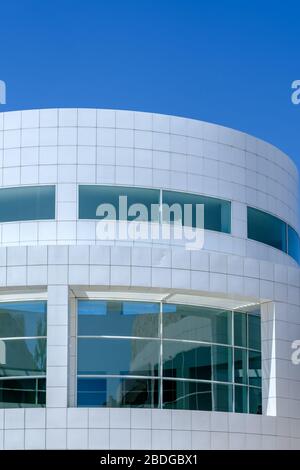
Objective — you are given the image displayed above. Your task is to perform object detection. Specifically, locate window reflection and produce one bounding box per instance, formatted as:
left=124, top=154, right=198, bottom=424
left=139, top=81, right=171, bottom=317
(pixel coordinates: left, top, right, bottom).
left=247, top=207, right=287, bottom=251
left=288, top=225, right=300, bottom=263
left=0, top=301, right=47, bottom=408
left=77, top=300, right=261, bottom=414
left=0, top=186, right=55, bottom=222
left=163, top=379, right=212, bottom=411
left=78, top=300, right=160, bottom=337
left=78, top=338, right=159, bottom=376
left=78, top=185, right=231, bottom=234
left=162, top=190, right=231, bottom=233
left=78, top=377, right=159, bottom=408
left=0, top=378, right=46, bottom=408
left=235, top=385, right=248, bottom=413
left=163, top=304, right=231, bottom=344
left=79, top=185, right=160, bottom=222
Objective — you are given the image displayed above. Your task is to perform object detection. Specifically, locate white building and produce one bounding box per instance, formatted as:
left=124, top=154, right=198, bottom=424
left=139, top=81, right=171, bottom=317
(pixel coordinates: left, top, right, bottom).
left=0, top=108, right=299, bottom=449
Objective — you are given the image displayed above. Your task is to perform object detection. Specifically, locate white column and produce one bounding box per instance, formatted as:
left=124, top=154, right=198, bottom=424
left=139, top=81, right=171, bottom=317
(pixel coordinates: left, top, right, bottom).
left=68, top=294, right=77, bottom=407
left=261, top=301, right=277, bottom=416
left=46, top=285, right=69, bottom=407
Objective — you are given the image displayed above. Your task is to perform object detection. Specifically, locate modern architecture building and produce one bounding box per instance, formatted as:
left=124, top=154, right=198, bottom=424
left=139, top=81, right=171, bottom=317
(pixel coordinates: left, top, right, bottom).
left=0, top=108, right=299, bottom=449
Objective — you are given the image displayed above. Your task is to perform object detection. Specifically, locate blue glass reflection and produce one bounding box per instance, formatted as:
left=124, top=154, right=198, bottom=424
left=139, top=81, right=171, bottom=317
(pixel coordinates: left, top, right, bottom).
left=0, top=301, right=47, bottom=338
left=78, top=300, right=160, bottom=337
left=0, top=186, right=55, bottom=222
left=288, top=225, right=300, bottom=264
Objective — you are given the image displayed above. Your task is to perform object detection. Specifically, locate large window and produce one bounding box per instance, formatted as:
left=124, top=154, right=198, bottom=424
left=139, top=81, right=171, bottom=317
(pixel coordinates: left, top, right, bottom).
left=247, top=206, right=300, bottom=264
left=0, top=186, right=55, bottom=222
left=247, top=207, right=287, bottom=251
left=162, top=191, right=231, bottom=233
left=79, top=185, right=160, bottom=222
left=0, top=301, right=47, bottom=408
left=78, top=185, right=231, bottom=234
left=77, top=300, right=261, bottom=413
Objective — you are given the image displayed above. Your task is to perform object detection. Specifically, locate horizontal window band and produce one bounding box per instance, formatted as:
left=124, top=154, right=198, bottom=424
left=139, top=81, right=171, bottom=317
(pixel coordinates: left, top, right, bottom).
left=76, top=335, right=261, bottom=352
left=76, top=374, right=262, bottom=389
left=247, top=206, right=300, bottom=264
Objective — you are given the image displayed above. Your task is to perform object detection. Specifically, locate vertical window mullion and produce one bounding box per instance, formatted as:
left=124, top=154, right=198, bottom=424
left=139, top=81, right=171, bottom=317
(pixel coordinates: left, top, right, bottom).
left=159, top=301, right=163, bottom=409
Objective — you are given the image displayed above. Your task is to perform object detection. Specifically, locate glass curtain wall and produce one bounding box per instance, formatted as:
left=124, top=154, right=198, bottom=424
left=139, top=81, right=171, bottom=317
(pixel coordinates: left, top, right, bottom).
left=77, top=300, right=261, bottom=414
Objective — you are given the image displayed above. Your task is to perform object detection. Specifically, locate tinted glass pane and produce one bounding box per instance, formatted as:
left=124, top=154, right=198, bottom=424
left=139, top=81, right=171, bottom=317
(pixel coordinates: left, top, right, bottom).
left=212, top=346, right=232, bottom=382
left=79, top=185, right=160, bottom=221
left=163, top=341, right=212, bottom=380
left=163, top=304, right=231, bottom=344
left=77, top=338, right=159, bottom=376
left=234, top=348, right=247, bottom=384
left=163, top=380, right=212, bottom=411
left=249, top=387, right=262, bottom=414
left=0, top=186, right=55, bottom=222
left=248, top=350, right=261, bottom=387
left=234, top=312, right=247, bottom=347
left=248, top=314, right=261, bottom=350
left=77, top=377, right=158, bottom=408
left=0, top=301, right=47, bottom=338
left=78, top=300, right=159, bottom=337
left=247, top=207, right=287, bottom=251
left=0, top=338, right=46, bottom=377
left=0, top=378, right=46, bottom=408
left=288, top=225, right=300, bottom=264
left=235, top=385, right=248, bottom=413
left=213, top=383, right=233, bottom=412
left=162, top=190, right=231, bottom=233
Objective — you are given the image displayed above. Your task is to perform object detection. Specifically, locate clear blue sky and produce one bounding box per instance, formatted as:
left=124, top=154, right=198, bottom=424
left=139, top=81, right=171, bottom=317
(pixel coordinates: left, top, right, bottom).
left=1, top=0, right=299, bottom=166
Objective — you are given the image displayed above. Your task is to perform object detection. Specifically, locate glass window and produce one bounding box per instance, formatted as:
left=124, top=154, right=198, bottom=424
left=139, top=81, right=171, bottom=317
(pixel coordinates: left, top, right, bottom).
left=249, top=387, right=262, bottom=414
left=163, top=304, right=232, bottom=344
left=0, top=301, right=47, bottom=338
left=163, top=379, right=212, bottom=411
left=248, top=350, right=261, bottom=387
left=235, top=385, right=248, bottom=413
left=248, top=313, right=261, bottom=351
left=0, top=186, right=55, bottom=222
left=77, top=377, right=159, bottom=408
left=78, top=185, right=231, bottom=234
left=0, top=300, right=47, bottom=408
left=0, top=338, right=46, bottom=377
left=78, top=300, right=160, bottom=338
left=212, top=346, right=232, bottom=383
left=77, top=338, right=159, bottom=377
left=288, top=225, right=300, bottom=264
left=79, top=185, right=160, bottom=221
left=247, top=206, right=287, bottom=252
left=234, top=312, right=247, bottom=347
left=76, top=300, right=261, bottom=414
left=163, top=341, right=212, bottom=380
left=213, top=383, right=233, bottom=412
left=162, top=190, right=231, bottom=233
left=0, top=378, right=46, bottom=408
left=234, top=348, right=247, bottom=384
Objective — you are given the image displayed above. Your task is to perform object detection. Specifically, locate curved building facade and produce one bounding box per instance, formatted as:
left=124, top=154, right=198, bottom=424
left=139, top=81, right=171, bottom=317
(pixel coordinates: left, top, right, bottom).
left=0, top=108, right=299, bottom=449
